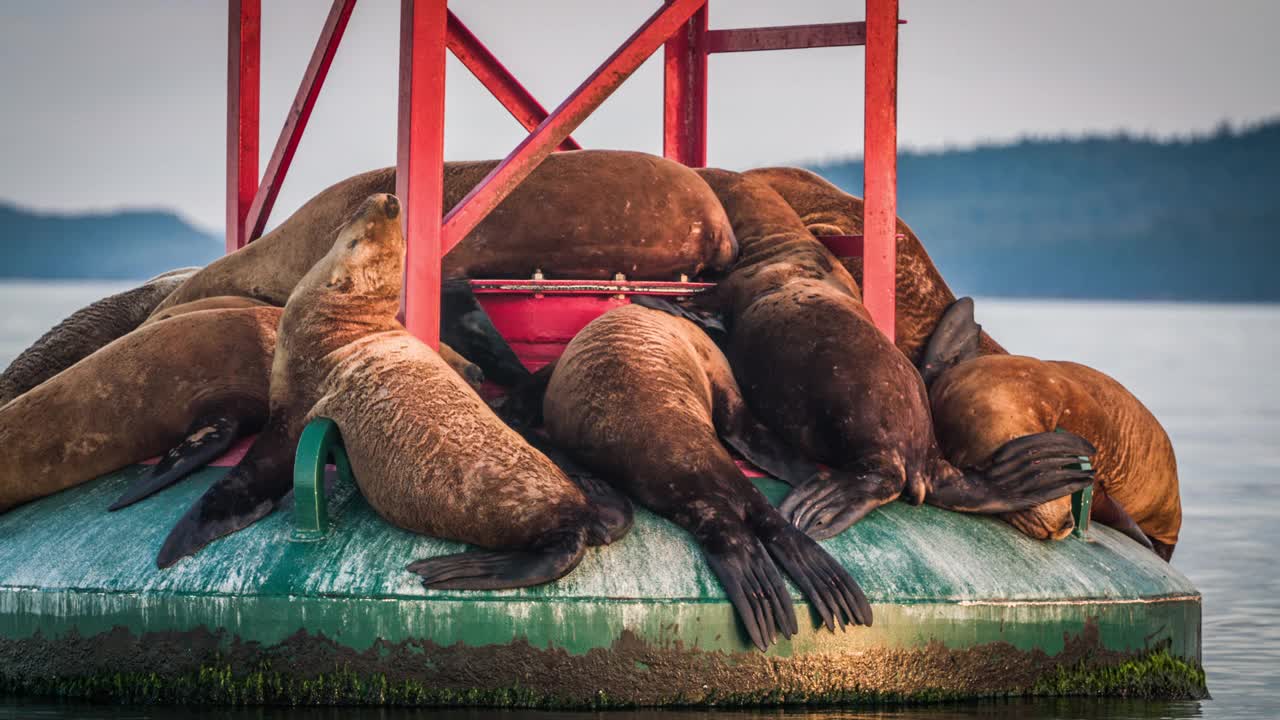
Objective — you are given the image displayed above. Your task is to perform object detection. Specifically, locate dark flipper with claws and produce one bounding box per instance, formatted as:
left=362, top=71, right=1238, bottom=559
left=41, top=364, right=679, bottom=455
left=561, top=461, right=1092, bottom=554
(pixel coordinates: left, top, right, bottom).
left=919, top=296, right=982, bottom=388
left=408, top=529, right=586, bottom=590
left=631, top=295, right=728, bottom=348
left=1091, top=487, right=1156, bottom=552
left=780, top=467, right=904, bottom=541
left=518, top=427, right=633, bottom=545
left=155, top=427, right=293, bottom=569
left=926, top=431, right=1097, bottom=514
left=702, top=532, right=797, bottom=652
left=441, top=278, right=530, bottom=388
left=755, top=515, right=872, bottom=631
left=109, top=414, right=248, bottom=511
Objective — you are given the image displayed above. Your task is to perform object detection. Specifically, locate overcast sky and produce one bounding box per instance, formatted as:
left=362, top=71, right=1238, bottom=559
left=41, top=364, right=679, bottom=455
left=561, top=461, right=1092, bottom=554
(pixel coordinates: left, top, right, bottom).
left=1, top=1, right=1277, bottom=233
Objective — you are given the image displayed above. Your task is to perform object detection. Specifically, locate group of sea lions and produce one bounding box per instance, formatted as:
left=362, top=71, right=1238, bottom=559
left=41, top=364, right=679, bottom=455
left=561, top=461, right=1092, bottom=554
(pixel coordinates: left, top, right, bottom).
left=0, top=149, right=1182, bottom=651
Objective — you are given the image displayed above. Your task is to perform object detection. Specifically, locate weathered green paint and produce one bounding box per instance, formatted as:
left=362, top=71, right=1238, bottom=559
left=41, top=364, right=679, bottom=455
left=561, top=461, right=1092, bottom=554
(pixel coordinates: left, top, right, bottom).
left=1072, top=483, right=1094, bottom=539
left=0, top=462, right=1203, bottom=705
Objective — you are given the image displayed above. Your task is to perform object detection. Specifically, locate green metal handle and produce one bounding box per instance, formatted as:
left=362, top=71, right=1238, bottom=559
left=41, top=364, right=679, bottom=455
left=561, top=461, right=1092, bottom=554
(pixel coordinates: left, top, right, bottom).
left=292, top=417, right=354, bottom=542
left=1054, top=428, right=1095, bottom=540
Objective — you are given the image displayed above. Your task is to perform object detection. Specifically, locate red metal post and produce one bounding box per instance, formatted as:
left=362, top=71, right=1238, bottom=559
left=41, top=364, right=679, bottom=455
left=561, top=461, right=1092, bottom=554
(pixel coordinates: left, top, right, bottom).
left=243, top=0, right=356, bottom=243
left=226, top=0, right=260, bottom=253
left=663, top=0, right=708, bottom=167
left=397, top=0, right=448, bottom=348
left=706, top=21, right=867, bottom=53
left=863, top=0, right=899, bottom=340
left=440, top=0, right=706, bottom=255
left=445, top=11, right=579, bottom=151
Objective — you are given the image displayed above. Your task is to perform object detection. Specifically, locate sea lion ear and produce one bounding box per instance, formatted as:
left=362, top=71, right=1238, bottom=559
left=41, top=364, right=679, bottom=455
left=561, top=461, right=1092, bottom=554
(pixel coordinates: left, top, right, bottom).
left=325, top=269, right=354, bottom=293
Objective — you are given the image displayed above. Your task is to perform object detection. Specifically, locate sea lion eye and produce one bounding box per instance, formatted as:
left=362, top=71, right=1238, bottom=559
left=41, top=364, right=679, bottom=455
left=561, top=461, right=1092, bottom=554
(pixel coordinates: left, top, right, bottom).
left=348, top=238, right=360, bottom=250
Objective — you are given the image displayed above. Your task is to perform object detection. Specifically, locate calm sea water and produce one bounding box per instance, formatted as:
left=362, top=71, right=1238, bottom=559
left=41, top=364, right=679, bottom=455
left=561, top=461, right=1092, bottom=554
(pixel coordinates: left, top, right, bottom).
left=1, top=282, right=1277, bottom=720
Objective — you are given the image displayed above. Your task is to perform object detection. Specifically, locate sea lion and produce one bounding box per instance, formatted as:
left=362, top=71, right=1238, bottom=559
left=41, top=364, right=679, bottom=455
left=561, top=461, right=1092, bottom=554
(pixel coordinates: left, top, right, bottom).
left=0, top=305, right=279, bottom=514
left=921, top=298, right=1180, bottom=559
left=542, top=302, right=869, bottom=651
left=151, top=150, right=737, bottom=315
left=157, top=193, right=632, bottom=583
left=139, top=294, right=272, bottom=327
left=686, top=169, right=1093, bottom=540
left=742, top=166, right=1006, bottom=366
left=0, top=267, right=199, bottom=406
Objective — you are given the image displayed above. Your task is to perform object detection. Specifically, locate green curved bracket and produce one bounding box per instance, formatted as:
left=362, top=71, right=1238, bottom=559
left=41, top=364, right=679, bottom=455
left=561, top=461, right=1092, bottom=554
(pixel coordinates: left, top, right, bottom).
left=292, top=417, right=355, bottom=542
left=1053, top=428, right=1095, bottom=540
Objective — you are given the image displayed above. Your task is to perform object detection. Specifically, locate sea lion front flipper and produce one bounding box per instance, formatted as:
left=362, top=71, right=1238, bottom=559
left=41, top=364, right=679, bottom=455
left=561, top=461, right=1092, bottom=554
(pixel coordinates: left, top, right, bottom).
left=1091, top=487, right=1156, bottom=552
left=630, top=295, right=728, bottom=345
left=779, top=466, right=905, bottom=541
left=919, top=297, right=982, bottom=387
left=154, top=429, right=293, bottom=569
left=708, top=369, right=822, bottom=486
left=108, top=414, right=246, bottom=511
left=408, top=530, right=586, bottom=591
left=441, top=278, right=530, bottom=387
left=700, top=531, right=796, bottom=652
left=516, top=427, right=634, bottom=545
left=926, top=431, right=1097, bottom=514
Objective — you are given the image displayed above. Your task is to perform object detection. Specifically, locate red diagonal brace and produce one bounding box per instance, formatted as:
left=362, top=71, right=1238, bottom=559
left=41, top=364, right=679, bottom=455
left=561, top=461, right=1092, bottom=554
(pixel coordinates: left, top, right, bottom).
left=446, top=11, right=579, bottom=152
left=243, top=0, right=356, bottom=243
left=439, top=0, right=707, bottom=255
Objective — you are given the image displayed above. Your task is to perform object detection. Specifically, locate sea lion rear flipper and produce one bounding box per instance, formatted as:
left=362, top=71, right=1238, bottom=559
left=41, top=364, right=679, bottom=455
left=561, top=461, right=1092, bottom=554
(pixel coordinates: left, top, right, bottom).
left=1091, top=487, right=1156, bottom=552
left=108, top=414, right=246, bottom=511
left=701, top=532, right=797, bottom=651
left=154, top=432, right=293, bottom=569
left=755, top=517, right=872, bottom=630
left=441, top=278, right=530, bottom=387
left=779, top=467, right=905, bottom=541
left=926, top=431, right=1097, bottom=513
left=709, top=373, right=821, bottom=487
left=919, top=297, right=983, bottom=387
left=408, top=530, right=586, bottom=591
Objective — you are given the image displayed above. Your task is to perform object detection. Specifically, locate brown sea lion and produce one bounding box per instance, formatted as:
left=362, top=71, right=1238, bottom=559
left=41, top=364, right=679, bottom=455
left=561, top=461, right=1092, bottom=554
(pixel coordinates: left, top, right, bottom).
left=151, top=150, right=737, bottom=315
left=543, top=302, right=869, bottom=650
left=0, top=305, right=279, bottom=514
left=921, top=298, right=1180, bottom=559
left=0, top=267, right=199, bottom=406
left=742, top=166, right=1006, bottom=366
left=157, top=194, right=631, bottom=582
left=683, top=169, right=1093, bottom=540
left=139, top=294, right=272, bottom=327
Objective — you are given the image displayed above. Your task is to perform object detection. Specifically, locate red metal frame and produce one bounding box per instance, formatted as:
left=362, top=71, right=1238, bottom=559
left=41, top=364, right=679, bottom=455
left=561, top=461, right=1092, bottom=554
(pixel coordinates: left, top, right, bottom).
left=227, top=1, right=902, bottom=343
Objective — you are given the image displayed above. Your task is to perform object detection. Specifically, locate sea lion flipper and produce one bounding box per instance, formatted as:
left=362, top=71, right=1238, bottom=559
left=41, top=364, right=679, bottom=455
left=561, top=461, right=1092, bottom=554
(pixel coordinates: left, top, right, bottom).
left=1091, top=487, right=1157, bottom=552
left=702, top=534, right=796, bottom=651
left=758, top=519, right=873, bottom=630
left=779, top=468, right=904, bottom=541
left=441, top=278, right=530, bottom=387
left=108, top=414, right=245, bottom=511
left=927, top=431, right=1097, bottom=513
left=515, top=427, right=634, bottom=545
left=919, top=297, right=983, bottom=387
left=408, top=530, right=586, bottom=590
left=630, top=295, right=727, bottom=344
left=709, top=374, right=821, bottom=487
left=154, top=434, right=293, bottom=569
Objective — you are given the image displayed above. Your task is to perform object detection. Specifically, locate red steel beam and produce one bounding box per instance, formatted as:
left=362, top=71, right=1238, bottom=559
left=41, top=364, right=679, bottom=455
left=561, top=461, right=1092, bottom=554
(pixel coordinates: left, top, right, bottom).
left=707, top=21, right=866, bottom=53
left=243, top=0, right=356, bottom=243
left=440, top=0, right=707, bottom=256
left=397, top=0, right=448, bottom=348
left=863, top=0, right=899, bottom=339
left=445, top=11, right=580, bottom=152
left=226, top=0, right=260, bottom=253
left=663, top=0, right=708, bottom=167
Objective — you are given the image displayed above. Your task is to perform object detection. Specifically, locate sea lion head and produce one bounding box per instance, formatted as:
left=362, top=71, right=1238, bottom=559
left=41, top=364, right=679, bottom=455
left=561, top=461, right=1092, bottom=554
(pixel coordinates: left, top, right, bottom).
left=1001, top=496, right=1074, bottom=541
left=315, top=193, right=404, bottom=304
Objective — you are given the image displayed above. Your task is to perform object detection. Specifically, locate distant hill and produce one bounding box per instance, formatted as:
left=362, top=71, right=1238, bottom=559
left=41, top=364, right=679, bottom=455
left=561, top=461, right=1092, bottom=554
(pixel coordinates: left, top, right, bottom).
left=1, top=122, right=1277, bottom=299
left=807, top=120, right=1280, bottom=301
left=0, top=204, right=220, bottom=280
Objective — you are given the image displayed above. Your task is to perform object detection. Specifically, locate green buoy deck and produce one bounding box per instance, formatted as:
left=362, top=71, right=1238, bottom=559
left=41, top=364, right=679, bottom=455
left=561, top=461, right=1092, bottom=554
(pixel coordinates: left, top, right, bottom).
left=0, top=460, right=1204, bottom=707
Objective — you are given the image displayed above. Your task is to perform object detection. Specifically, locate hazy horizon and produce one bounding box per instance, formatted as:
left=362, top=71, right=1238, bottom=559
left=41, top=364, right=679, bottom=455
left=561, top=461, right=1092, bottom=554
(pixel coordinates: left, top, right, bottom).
left=3, top=1, right=1278, bottom=233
